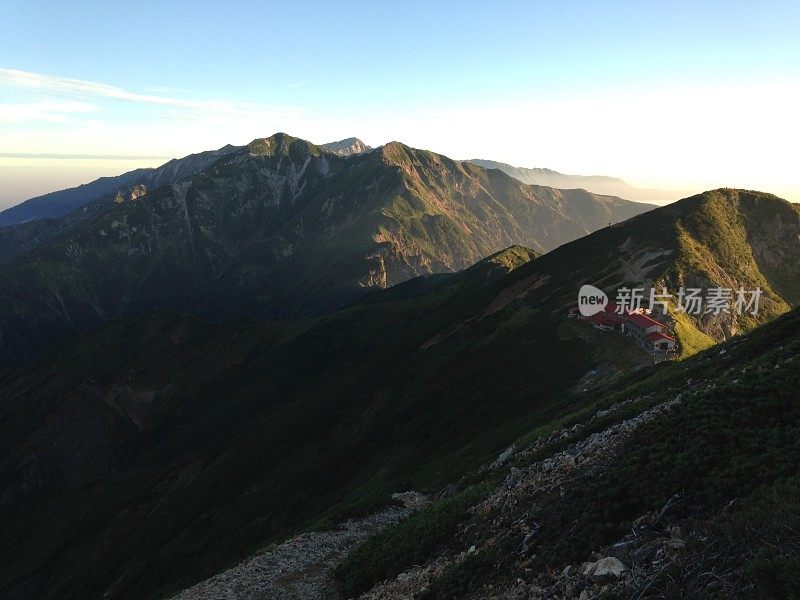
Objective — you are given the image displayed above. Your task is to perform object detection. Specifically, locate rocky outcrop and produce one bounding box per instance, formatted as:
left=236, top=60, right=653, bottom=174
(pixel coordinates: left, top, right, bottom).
left=113, top=184, right=148, bottom=204
left=129, top=184, right=148, bottom=200
left=582, top=556, right=628, bottom=578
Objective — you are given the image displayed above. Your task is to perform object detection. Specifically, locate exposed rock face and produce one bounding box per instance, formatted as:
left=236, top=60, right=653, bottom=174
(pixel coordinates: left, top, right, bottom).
left=112, top=184, right=148, bottom=205
left=129, top=184, right=148, bottom=200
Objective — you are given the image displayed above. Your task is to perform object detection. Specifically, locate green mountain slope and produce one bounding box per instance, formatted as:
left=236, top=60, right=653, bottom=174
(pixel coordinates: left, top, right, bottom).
left=0, top=133, right=652, bottom=365
left=0, top=188, right=796, bottom=599
left=475, top=188, right=800, bottom=354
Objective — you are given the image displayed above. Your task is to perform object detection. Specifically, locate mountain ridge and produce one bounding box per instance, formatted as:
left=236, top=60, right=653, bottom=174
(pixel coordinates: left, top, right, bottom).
left=1, top=139, right=680, bottom=228
left=0, top=136, right=376, bottom=226
left=0, top=133, right=653, bottom=365
left=331, top=306, right=800, bottom=599
left=0, top=144, right=241, bottom=226
left=479, top=187, right=800, bottom=349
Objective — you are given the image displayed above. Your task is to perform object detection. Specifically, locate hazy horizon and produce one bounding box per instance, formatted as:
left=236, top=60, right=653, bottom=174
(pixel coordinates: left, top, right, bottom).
left=0, top=138, right=702, bottom=210
left=2, top=1, right=799, bottom=208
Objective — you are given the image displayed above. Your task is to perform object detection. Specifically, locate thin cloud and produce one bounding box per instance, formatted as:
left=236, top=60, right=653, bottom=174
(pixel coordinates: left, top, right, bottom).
left=0, top=100, right=99, bottom=123
left=0, top=68, right=302, bottom=121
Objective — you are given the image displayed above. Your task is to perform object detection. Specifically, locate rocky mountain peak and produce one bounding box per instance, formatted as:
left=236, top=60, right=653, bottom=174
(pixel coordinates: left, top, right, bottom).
left=320, top=137, right=372, bottom=156
left=378, top=141, right=414, bottom=165
left=247, top=132, right=321, bottom=158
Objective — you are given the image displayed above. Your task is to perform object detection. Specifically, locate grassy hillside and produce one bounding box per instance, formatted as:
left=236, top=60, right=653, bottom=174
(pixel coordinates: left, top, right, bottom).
left=467, top=188, right=800, bottom=356
left=662, top=189, right=798, bottom=333
left=334, top=307, right=800, bottom=598
left=0, top=246, right=600, bottom=599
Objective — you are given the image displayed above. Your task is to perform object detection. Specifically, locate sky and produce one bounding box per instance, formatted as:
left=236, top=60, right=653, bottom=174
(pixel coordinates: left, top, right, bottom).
left=1, top=1, right=799, bottom=208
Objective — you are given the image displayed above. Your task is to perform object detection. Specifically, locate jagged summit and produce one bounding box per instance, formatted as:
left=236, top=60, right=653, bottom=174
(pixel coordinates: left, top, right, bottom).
left=3, top=134, right=666, bottom=227
left=321, top=137, right=372, bottom=156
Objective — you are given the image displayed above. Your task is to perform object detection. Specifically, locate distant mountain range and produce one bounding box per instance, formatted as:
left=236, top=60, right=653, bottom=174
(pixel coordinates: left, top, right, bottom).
left=469, top=159, right=690, bottom=204
left=0, top=133, right=652, bottom=365
left=0, top=138, right=685, bottom=228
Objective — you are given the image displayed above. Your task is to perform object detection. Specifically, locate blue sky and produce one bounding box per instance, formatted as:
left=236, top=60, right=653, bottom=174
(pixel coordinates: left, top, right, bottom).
left=1, top=1, right=799, bottom=206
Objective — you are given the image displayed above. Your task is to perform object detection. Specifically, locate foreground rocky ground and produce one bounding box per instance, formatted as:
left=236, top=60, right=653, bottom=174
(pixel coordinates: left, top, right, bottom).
left=359, top=395, right=687, bottom=599
left=171, top=493, right=429, bottom=600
